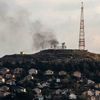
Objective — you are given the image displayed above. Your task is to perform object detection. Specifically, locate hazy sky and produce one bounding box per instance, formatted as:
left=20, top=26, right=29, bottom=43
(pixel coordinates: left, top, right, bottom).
left=0, top=0, right=100, bottom=56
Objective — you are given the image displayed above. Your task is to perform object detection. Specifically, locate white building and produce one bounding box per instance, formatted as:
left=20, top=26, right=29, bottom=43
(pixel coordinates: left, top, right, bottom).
left=28, top=68, right=38, bottom=75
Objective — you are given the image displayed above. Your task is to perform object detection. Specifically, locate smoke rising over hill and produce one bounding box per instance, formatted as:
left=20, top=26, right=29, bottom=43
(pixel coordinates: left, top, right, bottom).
left=0, top=0, right=59, bottom=55
left=32, top=21, right=59, bottom=50
left=0, top=0, right=100, bottom=56
left=33, top=32, right=59, bottom=50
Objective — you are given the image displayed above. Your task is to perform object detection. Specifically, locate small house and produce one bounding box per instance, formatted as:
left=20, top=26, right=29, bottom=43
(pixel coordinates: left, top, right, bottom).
left=24, top=75, right=34, bottom=81
left=28, top=68, right=38, bottom=75
left=69, top=93, right=77, bottom=99
left=0, top=68, right=10, bottom=75
left=73, top=71, right=81, bottom=78
left=6, top=79, right=16, bottom=85
left=33, top=88, right=41, bottom=95
left=59, top=71, right=67, bottom=76
left=13, top=68, right=24, bottom=76
left=0, top=76, right=5, bottom=84
left=44, top=70, right=54, bottom=75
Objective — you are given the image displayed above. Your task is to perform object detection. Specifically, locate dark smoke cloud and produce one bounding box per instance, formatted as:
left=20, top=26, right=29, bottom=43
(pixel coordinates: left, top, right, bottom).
left=32, top=21, right=59, bottom=50
left=0, top=0, right=59, bottom=56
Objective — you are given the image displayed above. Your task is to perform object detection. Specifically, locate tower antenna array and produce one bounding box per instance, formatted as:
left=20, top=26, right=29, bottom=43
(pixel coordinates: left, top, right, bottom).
left=79, top=2, right=85, bottom=50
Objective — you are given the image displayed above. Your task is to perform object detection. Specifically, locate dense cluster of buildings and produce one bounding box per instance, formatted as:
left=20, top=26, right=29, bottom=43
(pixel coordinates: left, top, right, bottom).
left=0, top=66, right=99, bottom=100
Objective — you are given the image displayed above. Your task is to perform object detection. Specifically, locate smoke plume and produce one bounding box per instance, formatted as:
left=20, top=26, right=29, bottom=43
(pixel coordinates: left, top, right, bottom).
left=0, top=0, right=59, bottom=56
left=32, top=21, right=59, bottom=50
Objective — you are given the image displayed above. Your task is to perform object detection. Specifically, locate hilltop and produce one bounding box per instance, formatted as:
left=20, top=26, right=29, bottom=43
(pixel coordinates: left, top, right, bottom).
left=1, top=49, right=100, bottom=62
left=0, top=49, right=100, bottom=79
left=0, top=49, right=100, bottom=100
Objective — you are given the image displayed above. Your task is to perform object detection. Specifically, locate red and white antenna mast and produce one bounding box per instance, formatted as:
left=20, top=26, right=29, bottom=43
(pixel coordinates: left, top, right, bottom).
left=79, top=2, right=85, bottom=50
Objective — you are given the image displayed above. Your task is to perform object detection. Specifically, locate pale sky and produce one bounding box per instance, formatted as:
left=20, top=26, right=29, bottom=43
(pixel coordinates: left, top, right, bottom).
left=0, top=0, right=100, bottom=56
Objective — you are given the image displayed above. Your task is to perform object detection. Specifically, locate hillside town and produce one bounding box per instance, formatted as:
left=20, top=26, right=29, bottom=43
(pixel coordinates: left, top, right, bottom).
left=0, top=65, right=99, bottom=100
